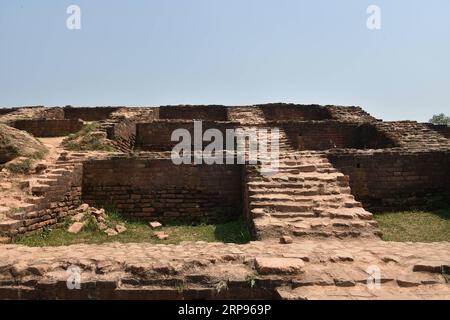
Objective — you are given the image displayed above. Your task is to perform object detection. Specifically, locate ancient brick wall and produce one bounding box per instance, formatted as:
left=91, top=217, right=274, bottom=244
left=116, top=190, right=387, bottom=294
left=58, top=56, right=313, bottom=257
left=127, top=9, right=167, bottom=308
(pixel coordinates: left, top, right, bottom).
left=111, top=107, right=160, bottom=122
left=259, top=104, right=332, bottom=121
left=38, top=107, right=65, bottom=120
left=13, top=119, right=84, bottom=137
left=106, top=119, right=136, bottom=151
left=63, top=107, right=121, bottom=121
left=281, top=122, right=395, bottom=150
left=82, top=159, right=243, bottom=223
left=328, top=150, right=450, bottom=211
left=10, top=186, right=82, bottom=237
left=424, top=123, right=450, bottom=139
left=159, top=105, right=229, bottom=121
left=135, top=121, right=239, bottom=151
left=358, top=123, right=397, bottom=149
left=326, top=106, right=378, bottom=122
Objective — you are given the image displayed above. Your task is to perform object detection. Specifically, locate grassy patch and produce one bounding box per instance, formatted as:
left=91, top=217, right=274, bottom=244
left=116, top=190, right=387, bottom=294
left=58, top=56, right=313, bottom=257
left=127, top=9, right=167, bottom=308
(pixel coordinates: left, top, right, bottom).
left=374, top=207, right=450, bottom=242
left=30, top=148, right=48, bottom=160
left=62, top=122, right=117, bottom=152
left=4, top=158, right=33, bottom=174
left=13, top=208, right=251, bottom=247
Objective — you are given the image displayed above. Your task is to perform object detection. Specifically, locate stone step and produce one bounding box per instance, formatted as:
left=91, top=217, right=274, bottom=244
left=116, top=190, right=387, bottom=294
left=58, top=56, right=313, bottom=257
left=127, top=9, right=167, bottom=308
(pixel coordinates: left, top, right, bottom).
left=291, top=228, right=380, bottom=239
left=249, top=194, right=351, bottom=203
left=26, top=196, right=45, bottom=204
left=333, top=208, right=373, bottom=220
left=6, top=211, right=26, bottom=220
left=0, top=219, right=23, bottom=232
left=31, top=184, right=50, bottom=194
left=276, top=162, right=332, bottom=168
left=268, top=211, right=318, bottom=219
left=253, top=218, right=379, bottom=240
left=249, top=176, right=343, bottom=184
left=247, top=181, right=344, bottom=190
left=36, top=178, right=59, bottom=186
left=248, top=168, right=335, bottom=176
left=52, top=163, right=76, bottom=168
left=250, top=201, right=314, bottom=212
left=282, top=158, right=328, bottom=165
left=287, top=217, right=369, bottom=229
left=48, top=169, right=71, bottom=175
left=249, top=186, right=351, bottom=195
left=249, top=188, right=321, bottom=196
left=45, top=174, right=64, bottom=179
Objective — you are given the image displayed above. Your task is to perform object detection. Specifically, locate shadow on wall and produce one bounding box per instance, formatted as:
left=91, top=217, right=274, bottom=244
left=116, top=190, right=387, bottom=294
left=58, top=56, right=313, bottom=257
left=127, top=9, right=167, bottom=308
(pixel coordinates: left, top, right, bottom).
left=283, top=122, right=397, bottom=151
left=63, top=106, right=122, bottom=121
left=259, top=104, right=333, bottom=121
left=159, top=105, right=228, bottom=121
left=328, top=151, right=450, bottom=212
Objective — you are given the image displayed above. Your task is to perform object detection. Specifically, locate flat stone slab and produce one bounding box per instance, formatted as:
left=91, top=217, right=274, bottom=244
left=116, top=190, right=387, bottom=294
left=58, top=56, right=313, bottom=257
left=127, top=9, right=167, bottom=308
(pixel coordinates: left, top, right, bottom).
left=149, top=221, right=162, bottom=229
left=67, top=222, right=84, bottom=234
left=255, top=257, right=304, bottom=275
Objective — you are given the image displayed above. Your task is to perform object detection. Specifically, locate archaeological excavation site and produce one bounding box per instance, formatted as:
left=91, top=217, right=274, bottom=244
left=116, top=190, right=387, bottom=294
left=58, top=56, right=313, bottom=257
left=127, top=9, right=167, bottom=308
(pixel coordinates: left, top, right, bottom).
left=0, top=103, right=449, bottom=300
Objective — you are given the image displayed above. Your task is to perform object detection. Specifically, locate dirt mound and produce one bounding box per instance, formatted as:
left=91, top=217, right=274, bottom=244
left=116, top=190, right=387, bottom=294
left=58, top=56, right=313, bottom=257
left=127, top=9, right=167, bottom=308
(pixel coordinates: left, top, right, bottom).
left=0, top=124, right=48, bottom=164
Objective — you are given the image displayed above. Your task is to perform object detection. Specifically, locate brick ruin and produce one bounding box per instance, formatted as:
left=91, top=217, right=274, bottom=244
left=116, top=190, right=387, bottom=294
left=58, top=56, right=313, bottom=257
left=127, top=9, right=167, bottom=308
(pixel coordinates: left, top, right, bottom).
left=0, top=103, right=449, bottom=299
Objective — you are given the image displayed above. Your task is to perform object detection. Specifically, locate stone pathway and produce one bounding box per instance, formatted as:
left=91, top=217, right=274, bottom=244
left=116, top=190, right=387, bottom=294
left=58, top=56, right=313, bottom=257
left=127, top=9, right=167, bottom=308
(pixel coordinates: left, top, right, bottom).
left=0, top=239, right=448, bottom=299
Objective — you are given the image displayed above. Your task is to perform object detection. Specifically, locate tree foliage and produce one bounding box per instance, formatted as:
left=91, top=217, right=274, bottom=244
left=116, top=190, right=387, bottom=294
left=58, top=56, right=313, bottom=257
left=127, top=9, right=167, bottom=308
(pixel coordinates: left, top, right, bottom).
left=429, top=113, right=450, bottom=126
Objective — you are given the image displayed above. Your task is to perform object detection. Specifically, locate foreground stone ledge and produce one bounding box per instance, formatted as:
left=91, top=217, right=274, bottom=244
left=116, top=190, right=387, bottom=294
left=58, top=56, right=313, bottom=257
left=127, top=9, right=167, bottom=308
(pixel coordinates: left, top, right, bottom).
left=0, top=240, right=449, bottom=300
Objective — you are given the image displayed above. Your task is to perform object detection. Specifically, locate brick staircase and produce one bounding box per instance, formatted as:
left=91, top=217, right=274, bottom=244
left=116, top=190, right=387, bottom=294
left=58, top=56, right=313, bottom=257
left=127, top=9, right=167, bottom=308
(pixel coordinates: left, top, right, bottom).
left=0, top=152, right=86, bottom=238
left=245, top=128, right=382, bottom=241
left=226, top=107, right=381, bottom=241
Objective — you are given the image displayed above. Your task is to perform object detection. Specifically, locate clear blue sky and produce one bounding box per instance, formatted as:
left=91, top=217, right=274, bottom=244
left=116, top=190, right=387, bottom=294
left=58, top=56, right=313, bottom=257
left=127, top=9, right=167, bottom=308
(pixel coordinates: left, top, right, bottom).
left=1, top=0, right=449, bottom=121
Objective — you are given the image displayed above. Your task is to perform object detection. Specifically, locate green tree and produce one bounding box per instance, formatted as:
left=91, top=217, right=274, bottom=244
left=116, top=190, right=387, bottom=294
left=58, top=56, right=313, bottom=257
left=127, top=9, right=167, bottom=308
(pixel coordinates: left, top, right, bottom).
left=429, top=113, right=450, bottom=126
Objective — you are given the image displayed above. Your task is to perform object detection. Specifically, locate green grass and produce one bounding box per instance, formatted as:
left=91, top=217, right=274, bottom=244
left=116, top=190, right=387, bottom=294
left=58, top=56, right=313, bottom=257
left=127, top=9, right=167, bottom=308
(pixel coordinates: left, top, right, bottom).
left=30, top=148, right=48, bottom=160
left=62, top=122, right=117, bottom=152
left=374, top=207, right=450, bottom=242
left=4, top=158, right=33, bottom=174
left=12, top=208, right=251, bottom=247
left=2, top=148, right=47, bottom=174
